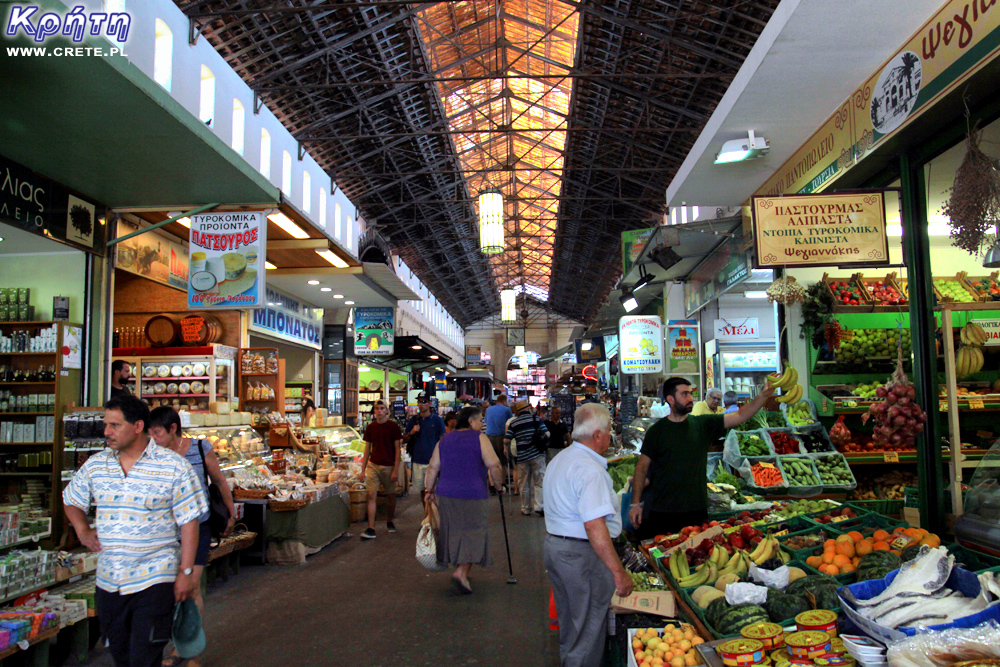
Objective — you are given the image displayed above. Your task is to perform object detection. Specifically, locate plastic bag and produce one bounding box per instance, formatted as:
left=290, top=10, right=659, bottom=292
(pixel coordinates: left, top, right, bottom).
left=749, top=562, right=790, bottom=590
left=886, top=619, right=1000, bottom=667
left=725, top=582, right=769, bottom=605
left=415, top=500, right=446, bottom=572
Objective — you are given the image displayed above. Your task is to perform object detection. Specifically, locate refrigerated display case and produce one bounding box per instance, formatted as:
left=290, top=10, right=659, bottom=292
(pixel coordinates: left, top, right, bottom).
left=114, top=344, right=237, bottom=413
left=181, top=423, right=272, bottom=475
left=301, top=425, right=364, bottom=457
left=705, top=340, right=778, bottom=397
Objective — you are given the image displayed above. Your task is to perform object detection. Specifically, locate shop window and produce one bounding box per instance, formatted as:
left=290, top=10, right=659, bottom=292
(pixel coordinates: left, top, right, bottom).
left=153, top=19, right=172, bottom=92
left=334, top=202, right=342, bottom=238
left=232, top=99, right=245, bottom=155
left=198, top=65, right=214, bottom=126
left=302, top=171, right=311, bottom=213
left=260, top=129, right=271, bottom=178
left=281, top=151, right=291, bottom=194
left=319, top=188, right=327, bottom=227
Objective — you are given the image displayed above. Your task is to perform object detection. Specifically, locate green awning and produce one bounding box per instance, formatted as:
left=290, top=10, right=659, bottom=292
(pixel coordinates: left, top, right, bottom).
left=0, top=1, right=279, bottom=209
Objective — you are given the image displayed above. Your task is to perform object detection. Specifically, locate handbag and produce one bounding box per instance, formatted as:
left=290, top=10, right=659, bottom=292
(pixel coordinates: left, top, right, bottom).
left=195, top=438, right=231, bottom=539
left=528, top=415, right=549, bottom=453
left=415, top=498, right=446, bottom=572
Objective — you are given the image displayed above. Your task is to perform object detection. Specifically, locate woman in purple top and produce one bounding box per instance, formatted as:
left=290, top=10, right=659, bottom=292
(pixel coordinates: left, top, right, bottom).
left=424, top=406, right=503, bottom=594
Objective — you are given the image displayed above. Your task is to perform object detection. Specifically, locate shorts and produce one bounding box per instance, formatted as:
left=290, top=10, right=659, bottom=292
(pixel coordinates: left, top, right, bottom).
left=411, top=462, right=429, bottom=495
left=488, top=435, right=507, bottom=466
left=195, top=521, right=213, bottom=566
left=365, top=463, right=395, bottom=495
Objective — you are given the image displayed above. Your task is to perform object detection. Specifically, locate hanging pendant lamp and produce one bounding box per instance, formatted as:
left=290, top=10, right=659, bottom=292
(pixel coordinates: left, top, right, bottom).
left=478, top=190, right=504, bottom=254
left=500, top=288, right=516, bottom=323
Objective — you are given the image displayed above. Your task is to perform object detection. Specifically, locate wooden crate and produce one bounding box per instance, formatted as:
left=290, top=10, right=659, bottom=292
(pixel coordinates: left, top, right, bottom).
left=960, top=271, right=1000, bottom=301
left=933, top=273, right=982, bottom=303
left=823, top=272, right=874, bottom=311
left=857, top=272, right=909, bottom=307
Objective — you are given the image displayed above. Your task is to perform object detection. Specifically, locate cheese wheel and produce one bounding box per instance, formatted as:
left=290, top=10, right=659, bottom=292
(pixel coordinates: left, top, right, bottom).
left=222, top=253, right=247, bottom=280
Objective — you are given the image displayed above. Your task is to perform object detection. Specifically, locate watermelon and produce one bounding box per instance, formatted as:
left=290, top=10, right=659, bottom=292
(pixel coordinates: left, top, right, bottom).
left=900, top=544, right=922, bottom=562
left=705, top=596, right=731, bottom=630
left=858, top=551, right=901, bottom=570
left=716, top=603, right=771, bottom=636
left=764, top=591, right=811, bottom=623
left=855, top=565, right=897, bottom=582
left=786, top=574, right=838, bottom=598
left=806, top=585, right=841, bottom=611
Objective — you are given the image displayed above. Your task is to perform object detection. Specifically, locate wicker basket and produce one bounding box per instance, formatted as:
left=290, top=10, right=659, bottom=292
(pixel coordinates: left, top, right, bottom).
left=233, top=488, right=271, bottom=500
left=348, top=483, right=369, bottom=523
left=268, top=498, right=309, bottom=512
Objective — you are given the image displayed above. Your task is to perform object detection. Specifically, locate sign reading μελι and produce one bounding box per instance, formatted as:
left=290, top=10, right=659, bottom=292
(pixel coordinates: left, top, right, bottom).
left=752, top=192, right=888, bottom=268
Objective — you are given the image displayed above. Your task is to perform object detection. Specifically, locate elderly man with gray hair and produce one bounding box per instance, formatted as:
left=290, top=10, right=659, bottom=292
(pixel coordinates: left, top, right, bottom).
left=691, top=387, right=725, bottom=416
left=543, top=403, right=632, bottom=667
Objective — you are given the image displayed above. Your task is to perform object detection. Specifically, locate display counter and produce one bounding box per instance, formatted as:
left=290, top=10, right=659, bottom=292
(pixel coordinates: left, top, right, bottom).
left=301, top=424, right=364, bottom=457
left=263, top=494, right=350, bottom=565
left=182, top=423, right=273, bottom=473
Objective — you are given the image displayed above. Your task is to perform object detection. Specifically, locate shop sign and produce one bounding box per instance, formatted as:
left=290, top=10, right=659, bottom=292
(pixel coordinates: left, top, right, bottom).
left=757, top=0, right=1000, bottom=196
left=0, top=153, right=105, bottom=254
left=622, top=227, right=656, bottom=275
left=619, top=315, right=663, bottom=374
left=187, top=212, right=266, bottom=309
left=667, top=320, right=700, bottom=374
left=466, top=345, right=482, bottom=364
left=752, top=192, right=888, bottom=268
left=714, top=318, right=760, bottom=341
left=684, top=233, right=751, bottom=316
left=970, top=319, right=1000, bottom=346
left=61, top=325, right=82, bottom=370
left=574, top=337, right=607, bottom=363
left=354, top=307, right=394, bottom=356
left=116, top=217, right=189, bottom=291
left=249, top=286, right=323, bottom=350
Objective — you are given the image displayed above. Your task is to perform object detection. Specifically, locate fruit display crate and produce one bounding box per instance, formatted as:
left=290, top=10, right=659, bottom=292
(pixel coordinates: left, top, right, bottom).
left=933, top=274, right=982, bottom=303
left=776, top=524, right=846, bottom=559
left=945, top=543, right=1000, bottom=574
left=726, top=429, right=774, bottom=458
left=813, top=512, right=908, bottom=537
left=845, top=498, right=905, bottom=517
left=780, top=399, right=820, bottom=428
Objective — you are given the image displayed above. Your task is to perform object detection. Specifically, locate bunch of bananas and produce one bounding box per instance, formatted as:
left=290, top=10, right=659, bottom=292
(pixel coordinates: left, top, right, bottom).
left=667, top=537, right=789, bottom=587
left=957, top=345, right=985, bottom=377
left=767, top=365, right=802, bottom=404
left=960, top=322, right=989, bottom=345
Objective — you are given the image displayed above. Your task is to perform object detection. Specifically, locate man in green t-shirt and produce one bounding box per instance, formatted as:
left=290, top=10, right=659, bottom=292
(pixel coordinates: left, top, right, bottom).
left=628, top=377, right=775, bottom=540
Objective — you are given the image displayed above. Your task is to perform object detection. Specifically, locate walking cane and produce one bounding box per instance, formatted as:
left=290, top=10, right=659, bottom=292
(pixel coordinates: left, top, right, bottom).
left=497, top=491, right=517, bottom=584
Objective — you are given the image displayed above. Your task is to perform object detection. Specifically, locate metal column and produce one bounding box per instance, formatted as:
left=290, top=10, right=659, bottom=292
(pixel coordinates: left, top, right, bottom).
left=899, top=154, right=945, bottom=534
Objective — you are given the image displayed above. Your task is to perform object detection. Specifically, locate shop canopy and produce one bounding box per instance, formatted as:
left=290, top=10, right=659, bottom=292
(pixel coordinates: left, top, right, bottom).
left=0, top=12, right=278, bottom=211
left=371, top=335, right=451, bottom=373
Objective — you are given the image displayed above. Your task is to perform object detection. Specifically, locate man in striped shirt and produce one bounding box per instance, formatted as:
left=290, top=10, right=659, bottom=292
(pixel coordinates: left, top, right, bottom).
left=505, top=400, right=550, bottom=516
left=64, top=396, right=207, bottom=667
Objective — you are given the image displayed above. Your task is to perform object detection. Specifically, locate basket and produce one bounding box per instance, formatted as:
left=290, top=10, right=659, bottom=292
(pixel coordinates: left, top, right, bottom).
left=233, top=488, right=271, bottom=500
left=349, top=482, right=369, bottom=523
left=268, top=498, right=309, bottom=512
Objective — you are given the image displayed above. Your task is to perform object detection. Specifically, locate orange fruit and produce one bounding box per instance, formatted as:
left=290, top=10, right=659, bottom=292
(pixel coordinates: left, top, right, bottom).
left=852, top=557, right=860, bottom=566
left=824, top=539, right=837, bottom=551
left=821, top=564, right=840, bottom=576
left=904, top=528, right=921, bottom=539
left=806, top=555, right=823, bottom=568
left=848, top=531, right=864, bottom=543
left=920, top=534, right=941, bottom=548
left=836, top=534, right=854, bottom=543
left=840, top=562, right=856, bottom=573
left=855, top=540, right=873, bottom=556
left=833, top=554, right=851, bottom=568
left=916, top=528, right=929, bottom=539
left=873, top=541, right=891, bottom=551
left=822, top=551, right=836, bottom=564
left=873, top=530, right=890, bottom=543
left=836, top=542, right=856, bottom=558
left=890, top=549, right=902, bottom=557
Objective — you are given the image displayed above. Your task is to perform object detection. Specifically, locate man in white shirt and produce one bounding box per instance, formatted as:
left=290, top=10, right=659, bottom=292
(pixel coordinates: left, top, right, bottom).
left=543, top=403, right=633, bottom=667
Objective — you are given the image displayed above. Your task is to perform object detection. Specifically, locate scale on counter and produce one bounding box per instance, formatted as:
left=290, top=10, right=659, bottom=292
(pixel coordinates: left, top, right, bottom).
left=954, top=441, right=1000, bottom=557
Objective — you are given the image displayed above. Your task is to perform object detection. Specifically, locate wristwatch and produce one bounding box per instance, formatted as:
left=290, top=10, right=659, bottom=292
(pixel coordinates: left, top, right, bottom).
left=182, top=567, right=193, bottom=576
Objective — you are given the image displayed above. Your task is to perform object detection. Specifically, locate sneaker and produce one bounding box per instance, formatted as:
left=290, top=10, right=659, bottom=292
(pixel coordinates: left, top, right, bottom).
left=386, top=522, right=397, bottom=533
left=360, top=528, right=376, bottom=539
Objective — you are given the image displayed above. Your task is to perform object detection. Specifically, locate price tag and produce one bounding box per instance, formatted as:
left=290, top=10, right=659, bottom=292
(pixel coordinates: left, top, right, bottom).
left=760, top=462, right=776, bottom=469
left=707, top=483, right=722, bottom=493
left=891, top=536, right=913, bottom=550
left=940, top=401, right=948, bottom=412
left=830, top=514, right=852, bottom=523
left=743, top=495, right=756, bottom=504
left=883, top=451, right=900, bottom=463
left=17, top=640, right=28, bottom=651
left=969, top=398, right=985, bottom=409
left=822, top=398, right=829, bottom=412
left=772, top=529, right=790, bottom=537
left=649, top=547, right=664, bottom=559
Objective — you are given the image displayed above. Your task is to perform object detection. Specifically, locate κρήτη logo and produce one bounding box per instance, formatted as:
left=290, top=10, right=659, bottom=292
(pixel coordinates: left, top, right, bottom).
left=5, top=5, right=131, bottom=43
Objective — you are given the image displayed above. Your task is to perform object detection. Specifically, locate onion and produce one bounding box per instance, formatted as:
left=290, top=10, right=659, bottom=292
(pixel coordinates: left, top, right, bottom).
left=888, top=406, right=901, bottom=418
left=905, top=386, right=916, bottom=399
left=916, top=412, right=927, bottom=424
left=887, top=394, right=898, bottom=405
left=890, top=432, right=903, bottom=445
left=894, top=416, right=907, bottom=427
left=898, top=396, right=911, bottom=405
left=876, top=386, right=888, bottom=398
left=915, top=423, right=924, bottom=433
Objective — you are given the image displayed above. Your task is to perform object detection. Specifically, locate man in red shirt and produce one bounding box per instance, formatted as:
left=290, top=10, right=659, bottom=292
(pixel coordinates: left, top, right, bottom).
left=360, top=401, right=403, bottom=539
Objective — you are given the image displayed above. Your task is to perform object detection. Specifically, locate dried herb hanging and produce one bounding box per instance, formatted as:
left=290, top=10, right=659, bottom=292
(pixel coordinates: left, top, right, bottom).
left=800, top=281, right=837, bottom=350
left=942, top=124, right=1000, bottom=254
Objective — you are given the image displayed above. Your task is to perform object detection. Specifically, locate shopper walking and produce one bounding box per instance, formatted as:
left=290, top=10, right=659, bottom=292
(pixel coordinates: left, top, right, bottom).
left=543, top=403, right=633, bottom=667
left=484, top=394, right=513, bottom=474
left=147, top=407, right=237, bottom=667
left=423, top=406, right=504, bottom=593
left=628, top=377, right=774, bottom=540
left=544, top=406, right=572, bottom=463
left=505, top=399, right=549, bottom=515
left=404, top=392, right=446, bottom=500
left=109, top=360, right=132, bottom=400
left=360, top=400, right=403, bottom=539
left=63, top=396, right=207, bottom=667
left=691, top=387, right=725, bottom=415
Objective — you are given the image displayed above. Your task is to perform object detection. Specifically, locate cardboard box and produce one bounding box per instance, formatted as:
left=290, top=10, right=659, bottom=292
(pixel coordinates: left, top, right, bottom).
left=611, top=591, right=676, bottom=618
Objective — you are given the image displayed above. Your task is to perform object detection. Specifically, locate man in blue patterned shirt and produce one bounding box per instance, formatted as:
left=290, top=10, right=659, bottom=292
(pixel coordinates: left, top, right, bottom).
left=64, top=396, right=207, bottom=667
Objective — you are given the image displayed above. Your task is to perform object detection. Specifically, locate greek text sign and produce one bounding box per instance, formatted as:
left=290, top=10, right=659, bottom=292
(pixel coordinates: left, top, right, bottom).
left=187, top=212, right=266, bottom=309
left=354, top=307, right=394, bottom=356
left=249, top=287, right=322, bottom=350
left=752, top=192, right=888, bottom=268
left=619, top=315, right=663, bottom=374
left=714, top=318, right=760, bottom=341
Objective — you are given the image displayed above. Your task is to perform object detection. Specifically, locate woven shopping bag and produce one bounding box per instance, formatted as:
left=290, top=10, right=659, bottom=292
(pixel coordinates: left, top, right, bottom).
left=415, top=498, right=447, bottom=572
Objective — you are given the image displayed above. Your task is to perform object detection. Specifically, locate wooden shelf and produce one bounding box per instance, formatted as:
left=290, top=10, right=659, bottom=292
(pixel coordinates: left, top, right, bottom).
left=139, top=376, right=210, bottom=381
left=0, top=382, right=54, bottom=386
left=842, top=449, right=988, bottom=464
left=0, top=626, right=59, bottom=660
left=140, top=393, right=210, bottom=398
left=0, top=352, right=56, bottom=356
left=0, top=321, right=58, bottom=326
left=242, top=372, right=277, bottom=377
left=0, top=412, right=54, bottom=416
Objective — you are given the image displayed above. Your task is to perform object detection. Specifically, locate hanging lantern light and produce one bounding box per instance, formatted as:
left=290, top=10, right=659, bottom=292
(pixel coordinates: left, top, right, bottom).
left=515, top=345, right=525, bottom=357
left=500, top=288, right=516, bottom=323
left=478, top=190, right=504, bottom=254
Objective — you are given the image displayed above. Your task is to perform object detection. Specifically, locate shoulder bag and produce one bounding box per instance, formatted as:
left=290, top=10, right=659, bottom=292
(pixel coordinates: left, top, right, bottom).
left=195, top=439, right=232, bottom=539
